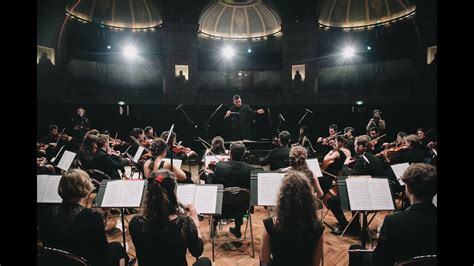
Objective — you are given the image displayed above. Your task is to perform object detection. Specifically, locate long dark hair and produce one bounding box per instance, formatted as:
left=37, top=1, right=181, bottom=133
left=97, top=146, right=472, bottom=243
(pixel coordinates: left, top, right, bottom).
left=143, top=170, right=179, bottom=227
left=289, top=146, right=316, bottom=191
left=275, top=171, right=319, bottom=235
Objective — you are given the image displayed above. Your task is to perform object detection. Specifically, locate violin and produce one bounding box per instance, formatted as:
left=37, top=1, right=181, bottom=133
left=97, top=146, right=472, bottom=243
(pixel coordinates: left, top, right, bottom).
left=172, top=143, right=194, bottom=156
left=318, top=131, right=342, bottom=145
left=376, top=144, right=408, bottom=160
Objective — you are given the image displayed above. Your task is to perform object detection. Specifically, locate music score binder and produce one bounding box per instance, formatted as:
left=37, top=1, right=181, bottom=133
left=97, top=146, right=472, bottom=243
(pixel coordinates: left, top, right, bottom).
left=93, top=180, right=147, bottom=208
left=250, top=169, right=286, bottom=206
left=37, top=175, right=63, bottom=203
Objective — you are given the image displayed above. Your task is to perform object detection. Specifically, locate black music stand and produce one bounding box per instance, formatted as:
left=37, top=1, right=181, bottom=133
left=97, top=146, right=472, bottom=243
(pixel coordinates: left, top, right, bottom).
left=93, top=180, right=147, bottom=253
left=336, top=176, right=395, bottom=247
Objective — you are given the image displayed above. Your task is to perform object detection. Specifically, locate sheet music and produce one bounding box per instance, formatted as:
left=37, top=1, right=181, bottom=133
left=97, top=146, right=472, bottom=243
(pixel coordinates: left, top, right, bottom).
left=346, top=178, right=394, bottom=211
left=101, top=180, right=145, bottom=207
left=57, top=150, right=76, bottom=171
left=195, top=186, right=218, bottom=214
left=346, top=178, right=372, bottom=210
left=307, top=158, right=323, bottom=177
left=390, top=163, right=410, bottom=185
left=257, top=172, right=285, bottom=206
left=176, top=184, right=196, bottom=205
left=161, top=158, right=182, bottom=169
left=133, top=146, right=145, bottom=163
left=368, top=179, right=394, bottom=210
left=37, top=175, right=63, bottom=203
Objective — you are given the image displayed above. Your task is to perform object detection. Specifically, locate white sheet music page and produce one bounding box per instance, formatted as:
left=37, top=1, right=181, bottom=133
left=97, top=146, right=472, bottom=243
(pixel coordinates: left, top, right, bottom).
left=346, top=178, right=372, bottom=211
left=101, top=180, right=144, bottom=207
left=37, top=175, right=49, bottom=202
left=133, top=146, right=145, bottom=163
left=43, top=176, right=63, bottom=203
left=368, top=179, right=394, bottom=210
left=257, top=172, right=285, bottom=206
left=57, top=150, right=76, bottom=171
left=390, top=163, right=410, bottom=185
left=176, top=184, right=197, bottom=205
left=307, top=158, right=323, bottom=177
left=195, top=186, right=218, bottom=214
left=161, top=158, right=182, bottom=169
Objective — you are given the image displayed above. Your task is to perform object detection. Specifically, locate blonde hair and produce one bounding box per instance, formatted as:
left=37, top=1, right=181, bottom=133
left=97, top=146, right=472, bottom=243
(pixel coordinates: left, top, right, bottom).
left=58, top=169, right=94, bottom=200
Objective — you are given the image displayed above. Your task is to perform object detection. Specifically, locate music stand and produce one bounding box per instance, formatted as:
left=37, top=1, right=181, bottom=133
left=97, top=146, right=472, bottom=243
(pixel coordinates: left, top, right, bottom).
left=336, top=176, right=395, bottom=247
left=203, top=104, right=223, bottom=139
left=93, top=180, right=147, bottom=253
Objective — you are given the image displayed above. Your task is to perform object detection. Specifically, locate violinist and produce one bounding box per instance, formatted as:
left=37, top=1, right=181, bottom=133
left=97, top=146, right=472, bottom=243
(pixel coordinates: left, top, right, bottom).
left=143, top=138, right=187, bottom=182
left=416, top=128, right=437, bottom=159
left=160, top=131, right=197, bottom=160
left=317, top=124, right=338, bottom=146
left=343, top=127, right=356, bottom=157
left=92, top=134, right=131, bottom=180
left=205, top=136, right=228, bottom=156
left=393, top=134, right=427, bottom=164
left=129, top=128, right=148, bottom=152
left=382, top=131, right=406, bottom=150
left=76, top=134, right=98, bottom=170
left=144, top=126, right=155, bottom=141
left=368, top=127, right=384, bottom=154
left=322, top=135, right=352, bottom=176
left=260, top=131, right=291, bottom=170
left=39, top=125, right=73, bottom=159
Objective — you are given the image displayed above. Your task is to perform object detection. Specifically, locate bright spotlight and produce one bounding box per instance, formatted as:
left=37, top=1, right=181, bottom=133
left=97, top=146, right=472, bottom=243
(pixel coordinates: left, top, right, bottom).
left=107, top=45, right=112, bottom=49
left=367, top=46, right=371, bottom=50
left=355, top=100, right=364, bottom=105
left=117, top=101, right=126, bottom=106
left=343, top=47, right=355, bottom=59
left=123, top=46, right=138, bottom=59
left=247, top=48, right=252, bottom=53
left=222, top=46, right=235, bottom=59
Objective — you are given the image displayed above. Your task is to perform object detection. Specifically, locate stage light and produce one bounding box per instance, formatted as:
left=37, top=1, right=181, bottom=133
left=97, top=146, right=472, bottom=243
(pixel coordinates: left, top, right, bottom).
left=355, top=100, right=364, bottom=105
left=221, top=46, right=235, bottom=60
left=118, top=101, right=126, bottom=105
left=247, top=48, right=252, bottom=53
left=122, top=45, right=138, bottom=60
left=343, top=47, right=355, bottom=59
left=107, top=45, right=111, bottom=49
left=367, top=46, right=371, bottom=50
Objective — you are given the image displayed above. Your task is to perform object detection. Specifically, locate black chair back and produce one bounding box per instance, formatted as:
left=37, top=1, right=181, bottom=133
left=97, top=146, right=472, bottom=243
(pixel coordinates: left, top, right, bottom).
left=220, top=187, right=251, bottom=219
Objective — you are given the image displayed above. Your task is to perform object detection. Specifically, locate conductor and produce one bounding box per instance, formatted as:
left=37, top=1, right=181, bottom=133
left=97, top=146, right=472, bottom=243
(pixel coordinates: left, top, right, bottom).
left=225, top=95, right=265, bottom=141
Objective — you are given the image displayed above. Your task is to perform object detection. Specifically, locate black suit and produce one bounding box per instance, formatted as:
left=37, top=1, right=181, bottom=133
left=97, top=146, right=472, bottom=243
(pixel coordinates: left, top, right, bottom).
left=228, top=104, right=258, bottom=140
left=372, top=202, right=437, bottom=266
left=92, top=149, right=129, bottom=179
left=207, top=160, right=255, bottom=189
left=341, top=152, right=384, bottom=176
left=260, top=145, right=290, bottom=170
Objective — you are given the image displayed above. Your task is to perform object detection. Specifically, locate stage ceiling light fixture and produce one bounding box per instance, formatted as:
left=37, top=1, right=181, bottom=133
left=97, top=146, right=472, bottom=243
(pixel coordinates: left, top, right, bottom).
left=343, top=47, right=355, bottom=59
left=123, top=45, right=138, bottom=60
left=222, top=46, right=235, bottom=59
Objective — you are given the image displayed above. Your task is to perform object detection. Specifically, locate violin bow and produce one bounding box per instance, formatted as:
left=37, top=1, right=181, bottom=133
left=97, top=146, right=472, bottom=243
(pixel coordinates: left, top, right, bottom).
left=55, top=128, right=66, bottom=145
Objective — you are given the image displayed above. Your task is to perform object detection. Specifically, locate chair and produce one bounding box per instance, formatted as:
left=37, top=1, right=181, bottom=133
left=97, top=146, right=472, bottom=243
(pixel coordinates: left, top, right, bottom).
left=211, top=187, right=254, bottom=262
left=394, top=255, right=437, bottom=266
left=37, top=246, right=89, bottom=266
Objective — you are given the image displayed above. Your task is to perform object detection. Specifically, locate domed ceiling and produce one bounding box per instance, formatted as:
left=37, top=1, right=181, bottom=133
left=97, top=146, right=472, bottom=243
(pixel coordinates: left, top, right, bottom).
left=66, top=0, right=163, bottom=29
left=318, top=0, right=415, bottom=29
left=198, top=0, right=282, bottom=39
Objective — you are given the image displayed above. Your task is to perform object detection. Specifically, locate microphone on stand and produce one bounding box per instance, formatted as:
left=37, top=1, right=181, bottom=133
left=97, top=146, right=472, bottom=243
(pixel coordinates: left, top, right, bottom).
left=305, top=108, right=314, bottom=114
left=175, top=104, right=183, bottom=111
left=278, top=113, right=286, bottom=122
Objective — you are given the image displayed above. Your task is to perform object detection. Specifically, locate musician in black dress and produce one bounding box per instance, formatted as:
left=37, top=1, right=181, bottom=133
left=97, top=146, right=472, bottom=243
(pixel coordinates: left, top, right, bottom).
left=224, top=95, right=264, bottom=140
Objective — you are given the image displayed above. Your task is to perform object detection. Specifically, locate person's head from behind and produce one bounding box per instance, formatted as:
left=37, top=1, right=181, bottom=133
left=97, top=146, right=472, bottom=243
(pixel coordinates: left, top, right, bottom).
left=329, top=124, right=338, bottom=136
left=289, top=146, right=307, bottom=170
left=354, top=135, right=371, bottom=155
left=150, top=138, right=168, bottom=157
left=179, top=70, right=183, bottom=76
left=49, top=124, right=58, bottom=136
left=401, top=163, right=437, bottom=203
left=369, top=127, right=379, bottom=139
left=233, top=95, right=242, bottom=107
left=77, top=107, right=86, bottom=117
left=230, top=141, right=246, bottom=161
left=275, top=171, right=319, bottom=234
left=278, top=131, right=291, bottom=146
left=96, top=134, right=109, bottom=150
left=81, top=134, right=98, bottom=151
left=397, top=131, right=407, bottom=141
left=404, top=134, right=420, bottom=149
left=58, top=169, right=94, bottom=203
left=211, top=136, right=225, bottom=153
left=160, top=131, right=176, bottom=144
left=144, top=170, right=179, bottom=225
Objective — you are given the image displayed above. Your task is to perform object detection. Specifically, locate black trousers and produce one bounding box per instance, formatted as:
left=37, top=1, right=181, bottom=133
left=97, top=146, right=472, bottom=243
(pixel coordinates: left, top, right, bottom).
left=232, top=127, right=252, bottom=141
left=107, top=242, right=129, bottom=266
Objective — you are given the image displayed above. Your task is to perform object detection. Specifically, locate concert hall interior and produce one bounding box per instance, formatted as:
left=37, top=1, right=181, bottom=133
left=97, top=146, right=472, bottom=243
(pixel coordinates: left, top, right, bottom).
left=37, top=0, right=437, bottom=265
